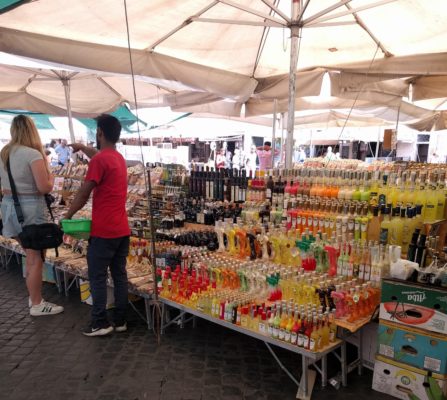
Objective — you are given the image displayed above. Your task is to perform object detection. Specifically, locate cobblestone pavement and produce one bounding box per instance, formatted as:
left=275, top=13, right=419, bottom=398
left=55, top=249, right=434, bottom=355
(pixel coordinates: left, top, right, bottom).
left=0, top=257, right=393, bottom=400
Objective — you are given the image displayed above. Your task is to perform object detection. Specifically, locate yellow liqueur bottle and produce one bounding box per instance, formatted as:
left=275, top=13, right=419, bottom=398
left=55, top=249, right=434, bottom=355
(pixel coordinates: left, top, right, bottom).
left=436, top=172, right=446, bottom=220
left=389, top=207, right=403, bottom=246
left=424, top=173, right=438, bottom=223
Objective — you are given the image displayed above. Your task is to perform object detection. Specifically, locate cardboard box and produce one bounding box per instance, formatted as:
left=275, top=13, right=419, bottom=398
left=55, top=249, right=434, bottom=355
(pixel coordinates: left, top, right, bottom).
left=79, top=279, right=115, bottom=309
left=22, top=257, right=56, bottom=284
left=378, top=320, right=447, bottom=374
left=373, top=355, right=447, bottom=400
left=380, top=279, right=447, bottom=335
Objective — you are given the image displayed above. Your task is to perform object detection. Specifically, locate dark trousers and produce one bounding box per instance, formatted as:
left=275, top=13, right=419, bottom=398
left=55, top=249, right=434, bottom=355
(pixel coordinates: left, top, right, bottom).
left=87, top=236, right=130, bottom=328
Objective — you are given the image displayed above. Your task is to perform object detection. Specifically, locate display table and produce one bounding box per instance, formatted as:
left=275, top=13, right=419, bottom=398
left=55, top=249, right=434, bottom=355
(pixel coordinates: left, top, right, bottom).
left=159, top=297, right=347, bottom=399
left=0, top=240, right=154, bottom=330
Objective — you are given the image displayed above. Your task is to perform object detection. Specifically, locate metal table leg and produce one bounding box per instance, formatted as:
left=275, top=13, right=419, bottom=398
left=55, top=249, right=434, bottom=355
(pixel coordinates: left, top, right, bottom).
left=144, top=298, right=153, bottom=330
left=341, top=341, right=347, bottom=387
left=321, top=355, right=327, bottom=388
left=302, top=356, right=308, bottom=397
left=358, top=327, right=364, bottom=375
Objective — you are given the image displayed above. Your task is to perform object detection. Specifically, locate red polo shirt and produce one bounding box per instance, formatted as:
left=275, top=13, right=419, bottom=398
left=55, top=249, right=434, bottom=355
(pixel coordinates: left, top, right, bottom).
left=85, top=148, right=130, bottom=238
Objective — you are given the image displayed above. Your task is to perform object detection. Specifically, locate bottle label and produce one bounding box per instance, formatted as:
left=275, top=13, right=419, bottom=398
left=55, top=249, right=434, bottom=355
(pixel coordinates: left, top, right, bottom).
left=292, top=217, right=297, bottom=229
left=268, top=325, right=273, bottom=336
left=348, top=221, right=354, bottom=231
left=354, top=221, right=360, bottom=231
left=319, top=218, right=324, bottom=229
left=285, top=332, right=291, bottom=342
left=279, top=329, right=285, bottom=340
left=308, top=337, right=314, bottom=350
left=258, top=322, right=265, bottom=334
left=266, top=188, right=272, bottom=199
left=325, top=219, right=330, bottom=229
left=298, top=333, right=304, bottom=347
left=272, top=327, right=279, bottom=338
left=330, top=331, right=336, bottom=342
left=378, top=193, right=386, bottom=205
left=359, top=264, right=365, bottom=280
left=297, top=216, right=302, bottom=226
left=361, top=222, right=368, bottom=232
left=336, top=220, right=341, bottom=230
left=330, top=220, right=335, bottom=229
left=313, top=218, right=318, bottom=228
left=303, top=336, right=309, bottom=349
left=291, top=332, right=297, bottom=345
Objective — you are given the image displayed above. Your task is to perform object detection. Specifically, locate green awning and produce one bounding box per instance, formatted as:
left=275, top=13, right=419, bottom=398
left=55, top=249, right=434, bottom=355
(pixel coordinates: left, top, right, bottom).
left=0, top=0, right=29, bottom=14
left=0, top=110, right=55, bottom=130
left=78, top=106, right=147, bottom=134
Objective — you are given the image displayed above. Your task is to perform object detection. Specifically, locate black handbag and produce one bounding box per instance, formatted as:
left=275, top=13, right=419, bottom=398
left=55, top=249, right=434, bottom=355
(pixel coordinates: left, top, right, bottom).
left=7, top=158, right=63, bottom=256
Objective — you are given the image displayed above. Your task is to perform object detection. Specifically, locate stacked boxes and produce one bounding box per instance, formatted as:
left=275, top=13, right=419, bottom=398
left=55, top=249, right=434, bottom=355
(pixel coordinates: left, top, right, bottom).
left=373, top=278, right=447, bottom=400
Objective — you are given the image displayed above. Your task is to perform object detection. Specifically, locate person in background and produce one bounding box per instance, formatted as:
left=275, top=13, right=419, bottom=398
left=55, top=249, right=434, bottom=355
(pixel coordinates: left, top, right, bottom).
left=46, top=141, right=58, bottom=166
left=0, top=115, right=63, bottom=316
left=256, top=141, right=279, bottom=171
left=55, top=139, right=71, bottom=165
left=64, top=114, right=130, bottom=337
left=232, top=148, right=245, bottom=171
left=215, top=148, right=226, bottom=169
left=246, top=145, right=258, bottom=177
left=298, top=147, right=307, bottom=163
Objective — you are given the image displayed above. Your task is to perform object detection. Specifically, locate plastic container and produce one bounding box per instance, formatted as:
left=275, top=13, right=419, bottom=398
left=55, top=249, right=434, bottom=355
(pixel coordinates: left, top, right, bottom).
left=61, top=219, right=92, bottom=239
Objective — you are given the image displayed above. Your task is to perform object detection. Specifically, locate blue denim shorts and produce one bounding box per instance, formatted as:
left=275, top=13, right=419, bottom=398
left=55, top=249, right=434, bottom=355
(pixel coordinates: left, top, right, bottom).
left=1, top=195, right=47, bottom=238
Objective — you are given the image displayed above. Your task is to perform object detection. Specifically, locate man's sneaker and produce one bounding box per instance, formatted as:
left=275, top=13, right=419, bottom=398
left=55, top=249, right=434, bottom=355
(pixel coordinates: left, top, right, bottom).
left=82, top=325, right=114, bottom=337
left=30, top=301, right=64, bottom=316
left=114, top=323, right=127, bottom=333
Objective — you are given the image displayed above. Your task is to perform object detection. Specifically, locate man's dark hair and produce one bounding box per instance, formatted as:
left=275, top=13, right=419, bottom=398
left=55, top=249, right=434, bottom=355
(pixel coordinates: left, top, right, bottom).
left=96, top=114, right=122, bottom=143
left=264, top=141, right=271, bottom=147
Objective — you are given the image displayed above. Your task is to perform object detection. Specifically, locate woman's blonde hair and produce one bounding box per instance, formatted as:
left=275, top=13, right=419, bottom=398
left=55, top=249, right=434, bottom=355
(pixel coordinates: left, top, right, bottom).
left=1, top=115, right=49, bottom=172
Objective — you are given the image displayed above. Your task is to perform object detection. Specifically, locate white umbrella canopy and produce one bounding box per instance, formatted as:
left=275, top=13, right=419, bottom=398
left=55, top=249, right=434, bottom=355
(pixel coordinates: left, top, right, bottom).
left=1, top=1, right=447, bottom=76
left=2, top=1, right=447, bottom=98
left=2, top=0, right=447, bottom=162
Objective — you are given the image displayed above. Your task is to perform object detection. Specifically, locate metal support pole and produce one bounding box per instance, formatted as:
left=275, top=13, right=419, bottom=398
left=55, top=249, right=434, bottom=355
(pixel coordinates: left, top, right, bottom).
left=285, top=0, right=301, bottom=168
left=264, top=342, right=300, bottom=387
left=62, top=79, right=76, bottom=143
left=272, top=99, right=278, bottom=169
left=375, top=127, right=380, bottom=159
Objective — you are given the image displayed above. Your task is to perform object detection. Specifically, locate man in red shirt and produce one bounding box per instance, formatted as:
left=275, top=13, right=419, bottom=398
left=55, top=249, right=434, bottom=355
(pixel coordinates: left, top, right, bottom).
left=64, top=114, right=130, bottom=336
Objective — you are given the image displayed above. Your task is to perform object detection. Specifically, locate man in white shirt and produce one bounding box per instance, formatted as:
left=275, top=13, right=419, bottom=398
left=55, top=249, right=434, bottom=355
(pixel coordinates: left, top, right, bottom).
left=55, top=139, right=71, bottom=165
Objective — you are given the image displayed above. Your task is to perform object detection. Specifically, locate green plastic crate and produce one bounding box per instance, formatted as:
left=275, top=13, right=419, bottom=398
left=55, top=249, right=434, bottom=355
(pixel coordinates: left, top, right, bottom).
left=61, top=219, right=92, bottom=239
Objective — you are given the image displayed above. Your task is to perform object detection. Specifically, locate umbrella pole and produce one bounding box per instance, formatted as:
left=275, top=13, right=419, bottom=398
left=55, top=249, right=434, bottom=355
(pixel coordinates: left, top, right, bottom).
left=62, top=79, right=76, bottom=143
left=271, top=99, right=278, bottom=169
left=285, top=0, right=301, bottom=169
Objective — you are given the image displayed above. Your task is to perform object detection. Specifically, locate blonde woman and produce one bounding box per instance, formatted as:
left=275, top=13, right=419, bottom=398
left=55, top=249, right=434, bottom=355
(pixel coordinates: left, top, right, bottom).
left=0, top=115, right=63, bottom=316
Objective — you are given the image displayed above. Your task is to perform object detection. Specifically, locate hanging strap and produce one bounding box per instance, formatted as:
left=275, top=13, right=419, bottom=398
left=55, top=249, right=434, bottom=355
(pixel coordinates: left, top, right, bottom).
left=6, top=158, right=25, bottom=225
left=6, top=158, right=56, bottom=224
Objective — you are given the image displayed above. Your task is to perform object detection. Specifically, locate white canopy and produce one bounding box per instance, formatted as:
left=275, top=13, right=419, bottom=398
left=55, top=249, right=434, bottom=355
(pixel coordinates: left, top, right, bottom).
left=1, top=0, right=447, bottom=137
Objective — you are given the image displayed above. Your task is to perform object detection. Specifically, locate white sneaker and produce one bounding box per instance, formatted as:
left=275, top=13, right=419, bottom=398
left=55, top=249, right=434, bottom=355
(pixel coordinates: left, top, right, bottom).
left=115, top=323, right=127, bottom=332
left=30, top=301, right=64, bottom=316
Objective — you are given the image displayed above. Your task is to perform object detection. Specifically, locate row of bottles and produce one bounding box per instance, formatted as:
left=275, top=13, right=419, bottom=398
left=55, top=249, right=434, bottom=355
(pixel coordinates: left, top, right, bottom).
left=157, top=251, right=381, bottom=326
left=187, top=166, right=447, bottom=223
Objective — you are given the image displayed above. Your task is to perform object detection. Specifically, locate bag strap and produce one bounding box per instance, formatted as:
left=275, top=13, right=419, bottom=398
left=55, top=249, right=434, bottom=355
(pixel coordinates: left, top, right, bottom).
left=6, top=158, right=25, bottom=225
left=44, top=194, right=56, bottom=223
left=7, top=158, right=56, bottom=223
